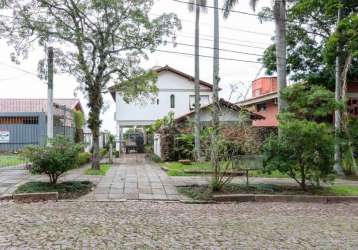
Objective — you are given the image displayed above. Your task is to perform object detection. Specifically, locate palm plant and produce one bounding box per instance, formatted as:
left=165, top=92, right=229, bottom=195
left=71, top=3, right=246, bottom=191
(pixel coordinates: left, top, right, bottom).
left=188, top=0, right=207, bottom=161
left=223, top=0, right=287, bottom=112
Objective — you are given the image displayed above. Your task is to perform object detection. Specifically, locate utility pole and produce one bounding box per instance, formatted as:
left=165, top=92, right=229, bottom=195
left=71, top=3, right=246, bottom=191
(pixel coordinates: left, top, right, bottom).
left=334, top=4, right=344, bottom=175
left=47, top=47, right=54, bottom=141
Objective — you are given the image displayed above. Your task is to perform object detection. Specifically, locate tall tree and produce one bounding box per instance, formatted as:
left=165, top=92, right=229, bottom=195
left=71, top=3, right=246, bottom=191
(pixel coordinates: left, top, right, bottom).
left=224, top=0, right=288, bottom=112
left=211, top=0, right=221, bottom=190
left=188, top=0, right=207, bottom=161
left=2, top=0, right=180, bottom=169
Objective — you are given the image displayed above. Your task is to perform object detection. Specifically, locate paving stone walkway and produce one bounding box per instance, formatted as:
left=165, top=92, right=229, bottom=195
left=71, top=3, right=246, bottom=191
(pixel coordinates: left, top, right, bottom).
left=81, top=154, right=180, bottom=201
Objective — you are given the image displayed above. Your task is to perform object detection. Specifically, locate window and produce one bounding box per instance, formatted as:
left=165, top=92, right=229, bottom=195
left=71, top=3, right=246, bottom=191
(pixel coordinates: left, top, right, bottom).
left=157, top=98, right=159, bottom=105
left=189, top=95, right=210, bottom=110
left=256, top=103, right=267, bottom=112
left=170, top=94, right=175, bottom=108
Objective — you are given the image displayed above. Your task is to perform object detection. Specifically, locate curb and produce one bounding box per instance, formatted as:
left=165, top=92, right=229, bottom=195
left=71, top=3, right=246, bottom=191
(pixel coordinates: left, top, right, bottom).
left=13, top=192, right=59, bottom=202
left=212, top=194, right=358, bottom=203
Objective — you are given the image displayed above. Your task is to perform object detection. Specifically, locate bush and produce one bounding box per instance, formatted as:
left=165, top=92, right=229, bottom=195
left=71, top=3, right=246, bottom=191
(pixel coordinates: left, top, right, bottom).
left=22, top=136, right=82, bottom=184
left=149, top=154, right=162, bottom=163
left=78, top=152, right=91, bottom=166
left=99, top=148, right=108, bottom=158
left=263, top=120, right=335, bottom=190
left=175, top=133, right=194, bottom=160
left=114, top=150, right=120, bottom=158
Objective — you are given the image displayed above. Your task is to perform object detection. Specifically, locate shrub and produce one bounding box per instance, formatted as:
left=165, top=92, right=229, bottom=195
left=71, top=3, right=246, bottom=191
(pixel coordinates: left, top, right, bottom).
left=263, top=120, right=335, bottom=190
left=114, top=150, right=120, bottom=158
left=22, top=136, right=81, bottom=184
left=263, top=84, right=339, bottom=191
left=78, top=152, right=91, bottom=166
left=175, top=133, right=194, bottom=160
left=149, top=154, right=162, bottom=163
left=99, top=148, right=108, bottom=158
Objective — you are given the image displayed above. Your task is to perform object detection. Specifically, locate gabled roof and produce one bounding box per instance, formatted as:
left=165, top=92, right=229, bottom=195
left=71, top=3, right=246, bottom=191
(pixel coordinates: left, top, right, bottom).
left=175, top=98, right=264, bottom=123
left=237, top=91, right=278, bottom=106
left=109, top=65, right=215, bottom=101
left=0, top=98, right=84, bottom=113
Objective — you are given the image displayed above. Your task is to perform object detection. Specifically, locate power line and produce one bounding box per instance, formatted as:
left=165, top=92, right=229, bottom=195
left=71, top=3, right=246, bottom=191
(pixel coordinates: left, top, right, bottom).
left=178, top=31, right=272, bottom=46
left=0, top=61, right=39, bottom=77
left=172, top=0, right=259, bottom=17
left=0, top=73, right=28, bottom=81
left=150, top=13, right=273, bottom=37
left=167, top=41, right=263, bottom=56
left=155, top=49, right=262, bottom=64
left=177, top=33, right=267, bottom=49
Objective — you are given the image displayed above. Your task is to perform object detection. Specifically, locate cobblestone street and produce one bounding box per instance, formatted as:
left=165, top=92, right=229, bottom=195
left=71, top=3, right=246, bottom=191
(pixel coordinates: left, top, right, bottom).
left=1, top=200, right=358, bottom=249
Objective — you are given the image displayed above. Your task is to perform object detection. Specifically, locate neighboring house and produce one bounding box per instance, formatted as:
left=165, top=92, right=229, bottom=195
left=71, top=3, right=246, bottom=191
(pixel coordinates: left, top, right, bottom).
left=83, top=126, right=109, bottom=153
left=175, top=98, right=263, bottom=126
left=153, top=99, right=265, bottom=160
left=0, top=98, right=83, bottom=151
left=109, top=65, right=215, bottom=151
left=238, top=76, right=279, bottom=127
left=238, top=77, right=358, bottom=127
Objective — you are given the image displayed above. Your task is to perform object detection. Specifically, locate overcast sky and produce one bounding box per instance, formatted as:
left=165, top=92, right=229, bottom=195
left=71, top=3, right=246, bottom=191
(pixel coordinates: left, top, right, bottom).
left=0, top=0, right=275, bottom=133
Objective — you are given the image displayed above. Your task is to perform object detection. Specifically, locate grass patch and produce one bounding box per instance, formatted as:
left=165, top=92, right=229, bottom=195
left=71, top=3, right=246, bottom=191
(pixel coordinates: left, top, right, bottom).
left=15, top=181, right=94, bottom=199
left=162, top=161, right=288, bottom=178
left=178, top=184, right=358, bottom=200
left=0, top=154, right=26, bottom=167
left=84, top=164, right=110, bottom=176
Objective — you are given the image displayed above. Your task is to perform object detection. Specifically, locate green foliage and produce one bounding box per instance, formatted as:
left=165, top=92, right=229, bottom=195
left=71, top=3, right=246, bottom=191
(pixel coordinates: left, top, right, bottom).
left=15, top=181, right=94, bottom=199
left=22, top=136, right=82, bottom=184
left=73, top=111, right=85, bottom=143
left=85, top=164, right=110, bottom=176
left=149, top=154, right=162, bottom=163
left=260, top=0, right=358, bottom=86
left=175, top=133, right=195, bottom=160
left=99, top=148, right=108, bottom=158
left=263, top=120, right=335, bottom=190
left=280, top=83, right=342, bottom=121
left=325, top=13, right=358, bottom=62
left=147, top=112, right=176, bottom=134
left=263, top=85, right=338, bottom=190
left=4, top=0, right=181, bottom=168
left=78, top=152, right=91, bottom=166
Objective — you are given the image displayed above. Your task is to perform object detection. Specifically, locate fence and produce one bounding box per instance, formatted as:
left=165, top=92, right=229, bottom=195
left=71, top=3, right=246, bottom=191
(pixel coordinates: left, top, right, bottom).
left=0, top=99, right=75, bottom=168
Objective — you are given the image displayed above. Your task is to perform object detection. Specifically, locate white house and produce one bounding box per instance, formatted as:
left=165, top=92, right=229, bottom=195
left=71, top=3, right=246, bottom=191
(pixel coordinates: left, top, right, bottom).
left=109, top=65, right=214, bottom=151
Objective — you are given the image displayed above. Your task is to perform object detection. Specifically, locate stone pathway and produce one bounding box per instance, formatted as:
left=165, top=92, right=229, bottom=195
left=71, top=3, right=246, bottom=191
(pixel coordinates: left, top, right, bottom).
left=81, top=154, right=180, bottom=201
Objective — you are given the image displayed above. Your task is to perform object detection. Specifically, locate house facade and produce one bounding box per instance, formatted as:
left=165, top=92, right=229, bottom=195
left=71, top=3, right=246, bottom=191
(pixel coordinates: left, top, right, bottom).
left=239, top=76, right=358, bottom=127
left=238, top=77, right=279, bottom=127
left=110, top=65, right=214, bottom=151
left=0, top=98, right=83, bottom=151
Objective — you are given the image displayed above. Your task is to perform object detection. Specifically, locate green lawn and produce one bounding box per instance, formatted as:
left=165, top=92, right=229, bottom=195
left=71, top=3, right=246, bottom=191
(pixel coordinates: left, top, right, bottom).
left=178, top=184, right=358, bottom=200
left=15, top=181, right=94, bottom=199
left=161, top=161, right=288, bottom=178
left=84, top=164, right=111, bottom=176
left=0, top=154, right=26, bottom=167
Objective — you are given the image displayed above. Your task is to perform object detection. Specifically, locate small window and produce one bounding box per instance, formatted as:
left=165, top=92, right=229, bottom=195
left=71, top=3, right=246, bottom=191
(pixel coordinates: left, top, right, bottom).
left=257, top=103, right=267, bottom=112
left=157, top=99, right=159, bottom=105
left=170, top=94, right=175, bottom=108
left=189, top=95, right=210, bottom=110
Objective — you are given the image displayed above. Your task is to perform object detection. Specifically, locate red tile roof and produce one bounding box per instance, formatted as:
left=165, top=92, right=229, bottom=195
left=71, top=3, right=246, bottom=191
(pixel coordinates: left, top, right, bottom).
left=0, top=98, right=83, bottom=113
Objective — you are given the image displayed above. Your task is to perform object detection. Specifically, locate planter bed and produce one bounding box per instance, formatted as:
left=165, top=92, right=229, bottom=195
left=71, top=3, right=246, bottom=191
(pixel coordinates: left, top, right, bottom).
left=177, top=184, right=358, bottom=202
left=14, top=181, right=95, bottom=200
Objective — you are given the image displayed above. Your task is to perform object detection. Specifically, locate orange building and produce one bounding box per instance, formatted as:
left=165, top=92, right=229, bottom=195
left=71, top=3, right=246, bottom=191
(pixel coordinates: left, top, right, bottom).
left=239, top=77, right=358, bottom=127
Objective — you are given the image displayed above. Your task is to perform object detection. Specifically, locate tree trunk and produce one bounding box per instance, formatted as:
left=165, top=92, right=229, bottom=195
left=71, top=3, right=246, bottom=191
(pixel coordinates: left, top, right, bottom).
left=88, top=81, right=103, bottom=170
left=334, top=4, right=344, bottom=175
left=211, top=0, right=220, bottom=189
left=194, top=4, right=202, bottom=161
left=274, top=0, right=287, bottom=112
